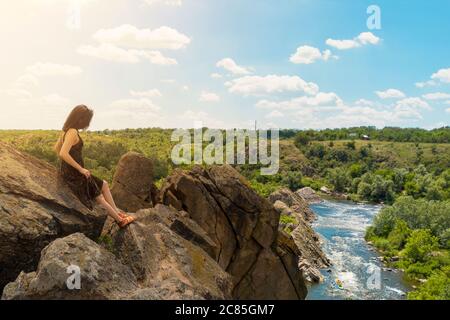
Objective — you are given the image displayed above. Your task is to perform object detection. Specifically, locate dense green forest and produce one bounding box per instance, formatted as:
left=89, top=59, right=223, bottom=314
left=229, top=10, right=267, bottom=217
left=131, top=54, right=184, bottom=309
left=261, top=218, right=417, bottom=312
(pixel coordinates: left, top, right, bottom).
left=0, top=126, right=449, bottom=299
left=279, top=126, right=450, bottom=143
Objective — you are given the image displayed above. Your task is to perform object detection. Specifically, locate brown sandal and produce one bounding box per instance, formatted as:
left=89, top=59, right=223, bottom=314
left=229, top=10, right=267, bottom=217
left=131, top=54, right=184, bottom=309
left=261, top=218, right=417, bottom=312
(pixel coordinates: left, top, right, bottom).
left=118, top=211, right=128, bottom=219
left=118, top=215, right=136, bottom=228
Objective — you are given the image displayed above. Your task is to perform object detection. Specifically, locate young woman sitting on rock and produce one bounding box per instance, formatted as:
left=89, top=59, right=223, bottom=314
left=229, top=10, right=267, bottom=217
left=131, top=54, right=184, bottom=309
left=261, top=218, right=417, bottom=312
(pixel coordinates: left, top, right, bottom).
left=54, top=105, right=136, bottom=228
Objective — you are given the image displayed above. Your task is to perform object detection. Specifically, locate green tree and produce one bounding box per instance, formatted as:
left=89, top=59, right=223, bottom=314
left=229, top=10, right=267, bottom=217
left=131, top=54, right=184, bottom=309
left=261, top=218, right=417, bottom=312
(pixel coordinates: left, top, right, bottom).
left=402, top=229, right=439, bottom=263
left=372, top=210, right=397, bottom=238
left=349, top=163, right=363, bottom=178
left=327, top=167, right=349, bottom=193
left=294, top=132, right=310, bottom=147
left=281, top=171, right=303, bottom=191
left=387, top=220, right=411, bottom=250
left=346, top=140, right=356, bottom=150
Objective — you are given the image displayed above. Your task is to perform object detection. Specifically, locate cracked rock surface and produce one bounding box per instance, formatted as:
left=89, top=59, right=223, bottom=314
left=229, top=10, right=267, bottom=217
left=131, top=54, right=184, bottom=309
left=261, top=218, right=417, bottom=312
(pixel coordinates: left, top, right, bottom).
left=0, top=142, right=105, bottom=292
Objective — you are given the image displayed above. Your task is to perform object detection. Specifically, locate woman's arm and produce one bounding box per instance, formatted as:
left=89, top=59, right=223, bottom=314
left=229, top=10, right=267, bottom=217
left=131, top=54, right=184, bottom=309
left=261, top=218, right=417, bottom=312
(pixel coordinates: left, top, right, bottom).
left=58, top=129, right=90, bottom=178
left=54, top=135, right=62, bottom=154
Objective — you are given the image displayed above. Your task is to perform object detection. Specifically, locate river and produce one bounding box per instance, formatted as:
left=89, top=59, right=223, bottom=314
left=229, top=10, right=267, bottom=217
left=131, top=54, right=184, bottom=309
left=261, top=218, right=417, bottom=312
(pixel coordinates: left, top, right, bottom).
left=306, top=200, right=411, bottom=300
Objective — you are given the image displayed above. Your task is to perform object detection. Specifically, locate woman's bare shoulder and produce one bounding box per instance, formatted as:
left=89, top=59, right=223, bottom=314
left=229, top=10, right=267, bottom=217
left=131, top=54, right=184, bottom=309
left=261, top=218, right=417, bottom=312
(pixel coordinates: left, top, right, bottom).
left=64, top=129, right=79, bottom=143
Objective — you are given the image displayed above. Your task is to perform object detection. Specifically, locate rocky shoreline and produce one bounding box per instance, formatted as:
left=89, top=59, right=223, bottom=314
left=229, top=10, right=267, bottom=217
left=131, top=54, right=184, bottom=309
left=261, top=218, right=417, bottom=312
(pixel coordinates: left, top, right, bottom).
left=1, top=142, right=332, bottom=300
left=268, top=188, right=330, bottom=283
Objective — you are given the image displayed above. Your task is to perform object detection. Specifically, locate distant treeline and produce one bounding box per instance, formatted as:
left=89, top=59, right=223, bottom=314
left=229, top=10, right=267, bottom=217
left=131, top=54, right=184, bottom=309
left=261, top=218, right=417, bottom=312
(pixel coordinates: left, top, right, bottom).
left=279, top=126, right=450, bottom=143
left=94, top=126, right=450, bottom=143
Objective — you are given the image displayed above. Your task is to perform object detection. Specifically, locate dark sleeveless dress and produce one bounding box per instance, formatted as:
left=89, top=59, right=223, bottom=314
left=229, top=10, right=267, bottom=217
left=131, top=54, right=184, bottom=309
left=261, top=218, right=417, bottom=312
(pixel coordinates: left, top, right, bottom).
left=59, top=131, right=104, bottom=210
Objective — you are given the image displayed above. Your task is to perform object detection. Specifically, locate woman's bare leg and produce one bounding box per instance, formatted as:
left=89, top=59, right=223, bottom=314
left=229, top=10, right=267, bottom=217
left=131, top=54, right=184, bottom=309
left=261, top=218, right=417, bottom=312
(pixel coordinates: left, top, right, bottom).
left=101, top=180, right=120, bottom=212
left=96, top=194, right=121, bottom=223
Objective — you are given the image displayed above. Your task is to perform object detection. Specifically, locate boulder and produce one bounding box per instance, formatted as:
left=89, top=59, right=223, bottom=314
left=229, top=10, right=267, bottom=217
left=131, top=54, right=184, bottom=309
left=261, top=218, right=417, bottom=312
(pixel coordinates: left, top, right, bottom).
left=0, top=142, right=106, bottom=292
left=1, top=233, right=139, bottom=300
left=320, top=186, right=332, bottom=195
left=111, top=152, right=158, bottom=212
left=296, top=187, right=322, bottom=204
left=101, top=205, right=232, bottom=300
left=269, top=187, right=316, bottom=222
left=3, top=206, right=233, bottom=300
left=159, top=165, right=307, bottom=299
left=298, top=259, right=324, bottom=283
left=269, top=188, right=330, bottom=283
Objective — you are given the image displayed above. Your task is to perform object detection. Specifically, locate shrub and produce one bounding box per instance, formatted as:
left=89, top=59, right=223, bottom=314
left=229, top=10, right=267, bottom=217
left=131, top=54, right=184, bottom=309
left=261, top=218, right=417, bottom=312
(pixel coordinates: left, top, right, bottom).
left=402, top=229, right=439, bottom=264
left=387, top=220, right=411, bottom=250
left=294, top=132, right=310, bottom=147
left=408, top=268, right=450, bottom=300
left=281, top=171, right=303, bottom=191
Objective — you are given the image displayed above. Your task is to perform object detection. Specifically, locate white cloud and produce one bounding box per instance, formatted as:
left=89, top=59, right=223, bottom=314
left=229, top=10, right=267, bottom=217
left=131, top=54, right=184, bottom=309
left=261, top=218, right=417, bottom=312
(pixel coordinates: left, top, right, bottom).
left=355, top=99, right=378, bottom=107
left=431, top=68, right=450, bottom=83
left=326, top=32, right=380, bottom=50
left=265, top=110, right=284, bottom=118
left=79, top=24, right=185, bottom=65
left=26, top=62, right=82, bottom=76
left=357, top=32, right=381, bottom=45
left=375, top=89, right=406, bottom=99
left=226, top=75, right=319, bottom=96
left=395, top=97, right=431, bottom=110
left=199, top=91, right=218, bottom=101
left=77, top=44, right=177, bottom=65
left=92, top=24, right=190, bottom=50
left=291, top=100, right=427, bottom=130
left=78, top=43, right=140, bottom=63
left=415, top=80, right=437, bottom=88
left=130, top=89, right=162, bottom=98
left=256, top=93, right=431, bottom=129
left=210, top=73, right=223, bottom=79
left=290, top=46, right=336, bottom=64
left=446, top=108, right=450, bottom=113
left=181, top=85, right=189, bottom=91
left=422, top=92, right=450, bottom=100
left=199, top=91, right=220, bottom=102
left=256, top=92, right=343, bottom=110
left=143, top=51, right=177, bottom=65
left=216, top=58, right=251, bottom=75
left=416, top=68, right=450, bottom=88
left=326, top=39, right=360, bottom=50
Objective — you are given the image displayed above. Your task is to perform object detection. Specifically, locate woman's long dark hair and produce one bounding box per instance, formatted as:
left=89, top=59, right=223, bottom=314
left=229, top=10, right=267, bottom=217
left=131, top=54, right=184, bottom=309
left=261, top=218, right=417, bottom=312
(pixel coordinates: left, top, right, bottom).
left=63, top=105, right=94, bottom=132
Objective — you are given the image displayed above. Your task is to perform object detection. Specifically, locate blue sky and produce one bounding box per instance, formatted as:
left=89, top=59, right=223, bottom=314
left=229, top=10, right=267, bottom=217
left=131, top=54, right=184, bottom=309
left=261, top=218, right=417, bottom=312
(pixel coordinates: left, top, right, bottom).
left=0, top=0, right=449, bottom=130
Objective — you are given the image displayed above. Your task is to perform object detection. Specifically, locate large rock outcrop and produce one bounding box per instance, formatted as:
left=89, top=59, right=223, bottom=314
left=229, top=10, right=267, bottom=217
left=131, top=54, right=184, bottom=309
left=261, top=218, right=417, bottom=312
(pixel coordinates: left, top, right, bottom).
left=269, top=188, right=330, bottom=283
left=101, top=205, right=232, bottom=300
left=159, top=165, right=307, bottom=299
left=0, top=142, right=106, bottom=292
left=1, top=141, right=309, bottom=300
left=269, top=187, right=316, bottom=222
left=111, top=152, right=158, bottom=212
left=3, top=205, right=233, bottom=300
